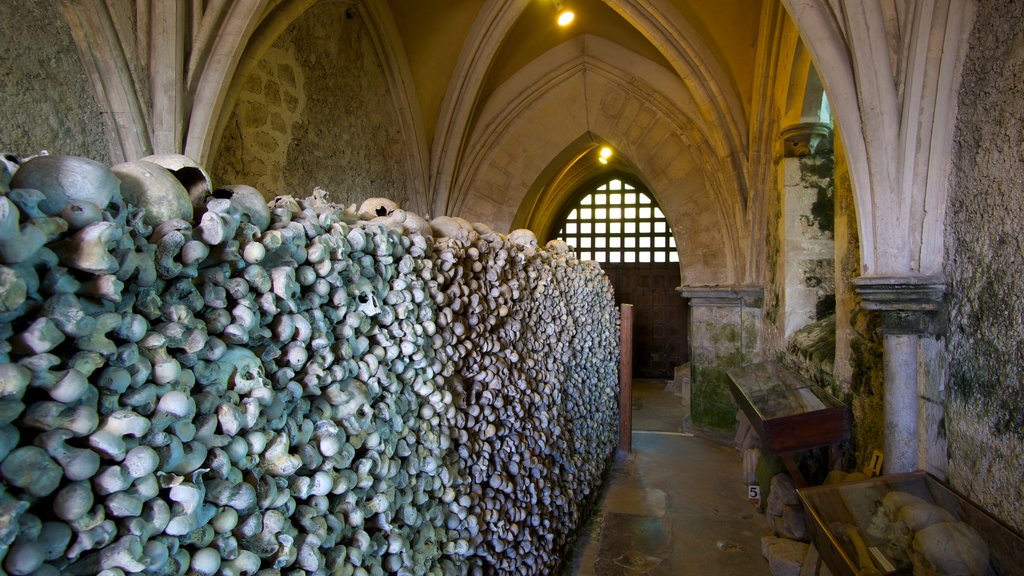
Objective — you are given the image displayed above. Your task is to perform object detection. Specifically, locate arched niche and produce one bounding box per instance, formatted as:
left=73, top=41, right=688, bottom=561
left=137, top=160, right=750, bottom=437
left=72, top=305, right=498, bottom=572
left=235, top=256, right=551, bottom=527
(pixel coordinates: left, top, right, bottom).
left=185, top=0, right=427, bottom=209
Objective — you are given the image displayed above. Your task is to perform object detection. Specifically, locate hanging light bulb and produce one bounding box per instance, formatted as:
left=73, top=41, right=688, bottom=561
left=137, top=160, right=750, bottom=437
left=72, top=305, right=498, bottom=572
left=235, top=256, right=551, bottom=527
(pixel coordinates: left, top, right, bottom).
left=598, top=146, right=613, bottom=164
left=554, top=0, right=575, bottom=26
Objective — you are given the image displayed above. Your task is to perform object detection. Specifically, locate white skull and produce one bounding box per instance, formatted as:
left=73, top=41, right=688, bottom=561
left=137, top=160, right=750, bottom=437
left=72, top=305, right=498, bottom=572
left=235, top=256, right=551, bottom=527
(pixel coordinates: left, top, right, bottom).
left=508, top=229, right=539, bottom=255
left=357, top=289, right=380, bottom=317
left=545, top=238, right=572, bottom=254
left=430, top=215, right=475, bottom=242
left=358, top=197, right=400, bottom=219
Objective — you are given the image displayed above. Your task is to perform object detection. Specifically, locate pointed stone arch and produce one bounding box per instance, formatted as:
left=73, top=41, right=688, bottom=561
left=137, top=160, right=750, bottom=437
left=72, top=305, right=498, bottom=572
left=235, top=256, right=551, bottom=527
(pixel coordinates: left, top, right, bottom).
left=430, top=0, right=750, bottom=221
left=456, top=36, right=745, bottom=286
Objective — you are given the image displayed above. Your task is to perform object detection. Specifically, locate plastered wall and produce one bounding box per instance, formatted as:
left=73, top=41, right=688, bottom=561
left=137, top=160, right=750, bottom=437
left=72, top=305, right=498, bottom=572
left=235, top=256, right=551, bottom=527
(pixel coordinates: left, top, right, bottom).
left=946, top=0, right=1024, bottom=533
left=0, top=0, right=110, bottom=163
left=213, top=4, right=408, bottom=208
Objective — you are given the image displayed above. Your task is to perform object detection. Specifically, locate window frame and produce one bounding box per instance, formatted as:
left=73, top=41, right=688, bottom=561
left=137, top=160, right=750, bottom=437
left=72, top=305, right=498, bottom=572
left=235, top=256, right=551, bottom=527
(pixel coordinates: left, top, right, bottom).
left=553, top=173, right=679, bottom=264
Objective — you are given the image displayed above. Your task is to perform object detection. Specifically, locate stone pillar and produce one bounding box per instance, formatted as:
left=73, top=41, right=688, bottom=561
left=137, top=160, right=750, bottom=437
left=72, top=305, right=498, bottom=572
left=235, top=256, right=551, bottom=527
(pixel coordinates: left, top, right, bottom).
left=780, top=122, right=835, bottom=340
left=678, top=286, right=763, bottom=431
left=852, top=276, right=945, bottom=474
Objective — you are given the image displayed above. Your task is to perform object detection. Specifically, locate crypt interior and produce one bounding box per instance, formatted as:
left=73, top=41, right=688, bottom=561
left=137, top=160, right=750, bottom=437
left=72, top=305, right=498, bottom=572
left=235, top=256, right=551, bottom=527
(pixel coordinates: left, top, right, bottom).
left=1, top=0, right=1023, bottom=574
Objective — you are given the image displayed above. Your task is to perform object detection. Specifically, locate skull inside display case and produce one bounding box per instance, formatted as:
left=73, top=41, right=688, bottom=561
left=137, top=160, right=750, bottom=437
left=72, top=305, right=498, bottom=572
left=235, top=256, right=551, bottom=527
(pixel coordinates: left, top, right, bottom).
left=798, top=471, right=1022, bottom=576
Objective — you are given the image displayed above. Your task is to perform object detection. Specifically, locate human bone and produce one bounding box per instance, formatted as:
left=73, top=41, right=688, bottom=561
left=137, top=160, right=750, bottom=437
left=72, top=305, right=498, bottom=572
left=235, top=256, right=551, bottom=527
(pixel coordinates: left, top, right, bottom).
left=0, top=197, right=49, bottom=264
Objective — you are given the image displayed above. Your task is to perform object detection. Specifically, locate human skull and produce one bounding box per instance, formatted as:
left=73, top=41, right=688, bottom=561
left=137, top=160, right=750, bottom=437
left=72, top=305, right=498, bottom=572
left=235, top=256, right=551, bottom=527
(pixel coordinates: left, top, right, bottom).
left=358, top=198, right=400, bottom=219
left=356, top=289, right=380, bottom=317
left=508, top=229, right=539, bottom=255
left=910, top=522, right=989, bottom=576
left=545, top=238, right=572, bottom=254
left=430, top=216, right=474, bottom=242
left=208, top=346, right=269, bottom=394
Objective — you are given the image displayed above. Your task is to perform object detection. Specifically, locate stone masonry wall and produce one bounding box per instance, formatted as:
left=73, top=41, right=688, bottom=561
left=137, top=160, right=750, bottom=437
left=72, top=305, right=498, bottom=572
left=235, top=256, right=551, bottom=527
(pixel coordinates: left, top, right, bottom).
left=212, top=37, right=306, bottom=199
left=213, top=3, right=408, bottom=208
left=782, top=154, right=834, bottom=338
left=689, top=297, right=760, bottom=431
left=0, top=0, right=110, bottom=163
left=946, top=0, right=1024, bottom=532
left=832, top=149, right=883, bottom=470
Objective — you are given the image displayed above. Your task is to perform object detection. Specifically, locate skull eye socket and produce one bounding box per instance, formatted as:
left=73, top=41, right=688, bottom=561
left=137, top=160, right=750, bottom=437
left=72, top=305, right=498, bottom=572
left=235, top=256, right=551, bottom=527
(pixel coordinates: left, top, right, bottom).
left=375, top=206, right=389, bottom=217
left=358, top=293, right=369, bottom=304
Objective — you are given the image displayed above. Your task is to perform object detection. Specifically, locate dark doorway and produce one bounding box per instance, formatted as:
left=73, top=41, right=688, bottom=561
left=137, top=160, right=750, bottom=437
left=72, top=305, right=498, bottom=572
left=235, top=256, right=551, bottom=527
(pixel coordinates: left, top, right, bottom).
left=603, top=263, right=688, bottom=378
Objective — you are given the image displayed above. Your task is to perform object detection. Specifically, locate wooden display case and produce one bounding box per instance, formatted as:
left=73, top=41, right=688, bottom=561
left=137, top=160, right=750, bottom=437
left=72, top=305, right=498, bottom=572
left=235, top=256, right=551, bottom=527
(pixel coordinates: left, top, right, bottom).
left=727, top=361, right=850, bottom=485
left=798, top=471, right=1024, bottom=576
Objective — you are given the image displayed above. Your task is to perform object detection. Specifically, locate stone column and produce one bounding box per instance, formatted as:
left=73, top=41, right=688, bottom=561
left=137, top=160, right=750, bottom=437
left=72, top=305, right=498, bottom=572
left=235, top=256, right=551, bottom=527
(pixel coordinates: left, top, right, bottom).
left=779, top=122, right=835, bottom=340
left=678, top=286, right=763, bottom=431
left=852, top=276, right=945, bottom=474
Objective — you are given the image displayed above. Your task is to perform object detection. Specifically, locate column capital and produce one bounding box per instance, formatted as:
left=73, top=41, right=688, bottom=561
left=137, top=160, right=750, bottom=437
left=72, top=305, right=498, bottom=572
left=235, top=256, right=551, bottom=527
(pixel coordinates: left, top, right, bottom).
left=781, top=122, right=833, bottom=157
left=852, top=275, right=946, bottom=335
left=677, top=285, right=763, bottom=308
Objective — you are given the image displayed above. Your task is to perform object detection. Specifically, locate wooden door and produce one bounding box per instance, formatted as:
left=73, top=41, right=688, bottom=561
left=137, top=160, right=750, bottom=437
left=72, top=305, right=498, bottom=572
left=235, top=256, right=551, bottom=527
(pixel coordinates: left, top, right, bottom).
left=602, top=263, right=688, bottom=378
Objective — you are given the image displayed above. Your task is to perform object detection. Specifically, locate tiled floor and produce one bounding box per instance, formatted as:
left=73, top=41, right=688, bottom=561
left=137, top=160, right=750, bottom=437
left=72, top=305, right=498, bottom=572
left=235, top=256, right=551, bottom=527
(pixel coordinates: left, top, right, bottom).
left=563, top=379, right=771, bottom=575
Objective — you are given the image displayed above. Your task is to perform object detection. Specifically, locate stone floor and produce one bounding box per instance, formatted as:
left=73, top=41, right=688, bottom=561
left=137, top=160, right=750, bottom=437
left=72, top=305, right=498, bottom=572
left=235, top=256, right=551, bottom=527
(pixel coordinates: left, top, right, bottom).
left=563, top=378, right=771, bottom=575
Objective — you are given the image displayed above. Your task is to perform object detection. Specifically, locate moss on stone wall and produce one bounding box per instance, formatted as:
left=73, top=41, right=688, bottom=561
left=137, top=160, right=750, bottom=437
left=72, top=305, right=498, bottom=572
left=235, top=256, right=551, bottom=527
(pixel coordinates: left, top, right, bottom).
left=691, top=354, right=744, bottom=431
left=848, top=308, right=884, bottom=469
left=799, top=155, right=835, bottom=237
left=765, top=181, right=782, bottom=329
left=832, top=157, right=860, bottom=392
left=787, top=316, right=835, bottom=372
left=690, top=319, right=755, bottom=432
left=945, top=0, right=1024, bottom=533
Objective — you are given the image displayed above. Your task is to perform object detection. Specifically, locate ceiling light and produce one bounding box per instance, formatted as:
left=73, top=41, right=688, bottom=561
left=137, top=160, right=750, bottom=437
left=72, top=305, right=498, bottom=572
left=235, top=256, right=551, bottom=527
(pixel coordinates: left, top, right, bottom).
left=599, top=146, right=613, bottom=160
left=554, top=1, right=574, bottom=26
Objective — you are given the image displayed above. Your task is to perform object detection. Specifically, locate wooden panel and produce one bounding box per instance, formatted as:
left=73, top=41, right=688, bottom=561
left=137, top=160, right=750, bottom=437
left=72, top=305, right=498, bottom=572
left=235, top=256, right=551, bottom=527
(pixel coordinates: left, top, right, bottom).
left=602, top=263, right=688, bottom=378
left=619, top=304, right=633, bottom=453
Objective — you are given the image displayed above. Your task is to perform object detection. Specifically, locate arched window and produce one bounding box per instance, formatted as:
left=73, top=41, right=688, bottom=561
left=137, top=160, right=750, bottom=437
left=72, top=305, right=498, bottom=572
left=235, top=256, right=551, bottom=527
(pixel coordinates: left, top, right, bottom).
left=555, top=177, right=679, bottom=263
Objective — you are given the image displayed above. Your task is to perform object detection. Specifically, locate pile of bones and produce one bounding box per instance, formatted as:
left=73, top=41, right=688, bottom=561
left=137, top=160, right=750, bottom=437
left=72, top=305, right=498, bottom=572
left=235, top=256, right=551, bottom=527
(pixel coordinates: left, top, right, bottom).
left=0, top=153, right=620, bottom=576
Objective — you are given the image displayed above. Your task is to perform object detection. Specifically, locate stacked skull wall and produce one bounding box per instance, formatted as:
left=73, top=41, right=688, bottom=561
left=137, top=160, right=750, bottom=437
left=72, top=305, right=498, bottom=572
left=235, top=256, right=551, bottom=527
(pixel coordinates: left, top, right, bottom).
left=0, top=154, right=620, bottom=576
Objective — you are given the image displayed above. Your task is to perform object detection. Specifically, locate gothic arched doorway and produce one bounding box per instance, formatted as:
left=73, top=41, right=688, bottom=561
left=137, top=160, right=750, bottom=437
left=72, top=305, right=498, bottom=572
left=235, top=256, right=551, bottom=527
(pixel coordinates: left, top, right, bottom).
left=554, top=174, right=688, bottom=378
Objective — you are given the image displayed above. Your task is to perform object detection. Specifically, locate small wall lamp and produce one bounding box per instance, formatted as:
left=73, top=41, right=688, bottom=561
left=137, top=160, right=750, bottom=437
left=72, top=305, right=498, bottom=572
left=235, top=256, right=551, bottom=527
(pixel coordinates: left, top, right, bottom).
left=554, top=0, right=575, bottom=26
left=598, top=146, right=613, bottom=164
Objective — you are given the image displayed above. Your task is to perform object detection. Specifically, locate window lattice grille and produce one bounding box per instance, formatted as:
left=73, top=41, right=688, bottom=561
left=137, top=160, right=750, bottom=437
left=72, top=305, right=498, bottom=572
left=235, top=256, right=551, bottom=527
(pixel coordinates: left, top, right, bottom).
left=556, top=178, right=679, bottom=263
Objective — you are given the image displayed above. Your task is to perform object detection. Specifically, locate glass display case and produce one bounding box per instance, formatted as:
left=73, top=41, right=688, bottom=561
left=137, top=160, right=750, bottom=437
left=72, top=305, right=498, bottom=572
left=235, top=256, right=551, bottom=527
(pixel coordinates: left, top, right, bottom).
left=727, top=362, right=850, bottom=485
left=798, top=472, right=1024, bottom=576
